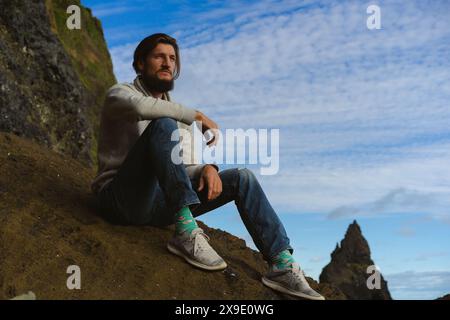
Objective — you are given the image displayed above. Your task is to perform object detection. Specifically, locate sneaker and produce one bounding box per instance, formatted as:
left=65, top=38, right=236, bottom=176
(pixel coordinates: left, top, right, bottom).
left=262, top=262, right=325, bottom=300
left=167, top=227, right=227, bottom=271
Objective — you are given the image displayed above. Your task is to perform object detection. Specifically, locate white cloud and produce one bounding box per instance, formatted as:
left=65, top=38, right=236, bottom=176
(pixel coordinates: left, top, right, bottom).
left=109, top=43, right=138, bottom=84
left=309, top=256, right=325, bottom=263
left=256, top=140, right=450, bottom=221
left=414, top=252, right=449, bottom=262
left=90, top=2, right=139, bottom=18
left=385, top=270, right=450, bottom=300
left=396, top=226, right=416, bottom=238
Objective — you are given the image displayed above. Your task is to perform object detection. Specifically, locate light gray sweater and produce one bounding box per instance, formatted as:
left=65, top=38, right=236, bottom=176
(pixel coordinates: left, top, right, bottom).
left=90, top=76, right=216, bottom=195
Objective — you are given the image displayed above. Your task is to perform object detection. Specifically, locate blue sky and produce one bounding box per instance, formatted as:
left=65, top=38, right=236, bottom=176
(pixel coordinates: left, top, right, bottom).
left=82, top=0, right=450, bottom=299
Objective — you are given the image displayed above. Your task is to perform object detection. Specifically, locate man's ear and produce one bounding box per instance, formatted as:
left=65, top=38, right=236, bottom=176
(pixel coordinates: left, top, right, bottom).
left=136, top=59, right=144, bottom=74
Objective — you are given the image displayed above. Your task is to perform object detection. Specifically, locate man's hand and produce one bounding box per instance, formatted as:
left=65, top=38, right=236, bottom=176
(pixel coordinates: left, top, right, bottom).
left=195, top=111, right=219, bottom=146
left=198, top=164, right=222, bottom=201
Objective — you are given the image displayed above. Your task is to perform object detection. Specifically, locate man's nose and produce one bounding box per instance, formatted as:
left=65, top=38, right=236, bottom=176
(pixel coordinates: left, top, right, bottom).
left=162, top=56, right=171, bottom=68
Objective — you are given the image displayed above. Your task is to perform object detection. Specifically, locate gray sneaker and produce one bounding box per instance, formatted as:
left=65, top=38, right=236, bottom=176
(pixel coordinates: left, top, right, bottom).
left=262, top=262, right=325, bottom=300
left=167, top=227, right=227, bottom=271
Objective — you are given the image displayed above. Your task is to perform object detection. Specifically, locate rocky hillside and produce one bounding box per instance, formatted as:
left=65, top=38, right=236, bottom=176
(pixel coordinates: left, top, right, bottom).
left=0, top=131, right=344, bottom=299
left=0, top=0, right=115, bottom=165
left=319, top=220, right=392, bottom=300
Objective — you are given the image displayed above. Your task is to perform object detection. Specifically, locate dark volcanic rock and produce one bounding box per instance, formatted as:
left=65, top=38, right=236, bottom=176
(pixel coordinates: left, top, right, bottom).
left=319, top=220, right=392, bottom=300
left=0, top=0, right=115, bottom=165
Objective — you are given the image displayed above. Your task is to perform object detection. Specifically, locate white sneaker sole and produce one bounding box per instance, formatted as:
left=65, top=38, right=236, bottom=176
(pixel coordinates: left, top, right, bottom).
left=167, top=242, right=227, bottom=271
left=261, top=276, right=325, bottom=300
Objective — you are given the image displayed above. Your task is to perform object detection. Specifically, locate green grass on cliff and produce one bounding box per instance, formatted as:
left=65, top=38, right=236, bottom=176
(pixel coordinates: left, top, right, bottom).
left=45, top=0, right=117, bottom=167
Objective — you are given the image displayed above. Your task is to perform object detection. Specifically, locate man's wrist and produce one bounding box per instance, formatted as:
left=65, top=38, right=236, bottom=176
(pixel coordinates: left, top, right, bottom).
left=204, top=164, right=219, bottom=172
left=195, top=110, right=204, bottom=121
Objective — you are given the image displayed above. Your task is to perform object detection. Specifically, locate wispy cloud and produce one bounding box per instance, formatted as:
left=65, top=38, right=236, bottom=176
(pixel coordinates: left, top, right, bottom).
left=385, top=270, right=450, bottom=300
left=90, top=3, right=139, bottom=18
left=327, top=187, right=443, bottom=220
left=414, top=252, right=449, bottom=262
left=309, top=256, right=325, bottom=263
left=396, top=226, right=416, bottom=238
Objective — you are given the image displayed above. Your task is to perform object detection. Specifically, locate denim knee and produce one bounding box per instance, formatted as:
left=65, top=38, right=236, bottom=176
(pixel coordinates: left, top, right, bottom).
left=237, top=168, right=257, bottom=195
left=238, top=167, right=257, bottom=183
left=144, top=117, right=179, bottom=139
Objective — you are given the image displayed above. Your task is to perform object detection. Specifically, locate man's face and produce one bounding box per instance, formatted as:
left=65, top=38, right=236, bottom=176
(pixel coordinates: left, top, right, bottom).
left=139, top=43, right=177, bottom=93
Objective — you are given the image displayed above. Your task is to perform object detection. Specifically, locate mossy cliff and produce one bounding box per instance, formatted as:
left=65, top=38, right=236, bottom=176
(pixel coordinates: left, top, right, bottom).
left=0, top=0, right=116, bottom=166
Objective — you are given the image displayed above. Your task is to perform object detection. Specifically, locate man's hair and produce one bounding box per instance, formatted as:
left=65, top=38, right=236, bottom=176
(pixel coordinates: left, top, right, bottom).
left=132, top=33, right=181, bottom=79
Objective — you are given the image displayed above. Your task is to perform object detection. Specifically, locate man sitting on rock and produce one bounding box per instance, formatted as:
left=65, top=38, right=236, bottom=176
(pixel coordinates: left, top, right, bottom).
left=91, top=33, right=324, bottom=300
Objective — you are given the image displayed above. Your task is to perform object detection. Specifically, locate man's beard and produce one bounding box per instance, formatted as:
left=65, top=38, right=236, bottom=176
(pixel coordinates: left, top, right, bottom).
left=141, top=72, right=174, bottom=93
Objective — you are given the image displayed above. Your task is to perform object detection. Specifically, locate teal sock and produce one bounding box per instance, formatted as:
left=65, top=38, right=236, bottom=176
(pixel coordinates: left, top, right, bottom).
left=175, top=206, right=198, bottom=235
left=271, top=249, right=296, bottom=270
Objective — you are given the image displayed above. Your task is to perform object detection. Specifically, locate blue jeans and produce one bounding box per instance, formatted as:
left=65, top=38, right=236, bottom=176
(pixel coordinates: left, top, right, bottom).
left=96, top=117, right=293, bottom=262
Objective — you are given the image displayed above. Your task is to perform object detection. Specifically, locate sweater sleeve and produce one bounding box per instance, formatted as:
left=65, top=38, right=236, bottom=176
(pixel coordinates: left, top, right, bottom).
left=180, top=122, right=219, bottom=179
left=104, top=84, right=198, bottom=124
